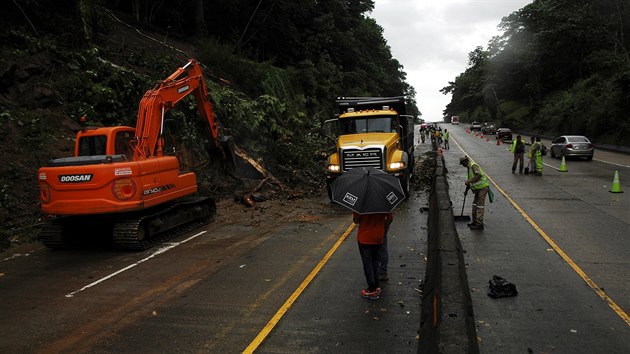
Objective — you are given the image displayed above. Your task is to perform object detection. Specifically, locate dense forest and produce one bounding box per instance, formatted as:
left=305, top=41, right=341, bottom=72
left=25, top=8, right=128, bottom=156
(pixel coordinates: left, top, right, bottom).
left=0, top=0, right=418, bottom=248
left=442, top=0, right=630, bottom=147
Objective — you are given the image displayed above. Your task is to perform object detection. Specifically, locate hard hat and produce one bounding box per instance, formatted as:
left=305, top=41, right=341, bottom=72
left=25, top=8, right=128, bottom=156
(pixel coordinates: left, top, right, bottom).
left=459, top=155, right=469, bottom=163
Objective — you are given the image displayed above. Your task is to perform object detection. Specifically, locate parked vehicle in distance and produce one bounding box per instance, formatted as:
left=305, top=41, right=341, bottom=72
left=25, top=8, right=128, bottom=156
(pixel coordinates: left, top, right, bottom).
left=481, top=123, right=496, bottom=134
left=496, top=128, right=512, bottom=140
left=550, top=135, right=594, bottom=160
left=470, top=121, right=481, bottom=131
left=451, top=115, right=459, bottom=125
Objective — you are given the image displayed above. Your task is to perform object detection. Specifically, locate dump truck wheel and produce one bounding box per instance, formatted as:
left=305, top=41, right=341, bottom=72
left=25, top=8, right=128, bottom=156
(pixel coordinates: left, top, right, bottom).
left=400, top=173, right=410, bottom=198
left=326, top=180, right=333, bottom=202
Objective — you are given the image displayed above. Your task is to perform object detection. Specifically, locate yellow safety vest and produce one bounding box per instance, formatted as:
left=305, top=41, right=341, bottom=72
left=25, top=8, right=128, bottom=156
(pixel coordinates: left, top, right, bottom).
left=468, top=161, right=490, bottom=190
left=531, top=142, right=542, bottom=157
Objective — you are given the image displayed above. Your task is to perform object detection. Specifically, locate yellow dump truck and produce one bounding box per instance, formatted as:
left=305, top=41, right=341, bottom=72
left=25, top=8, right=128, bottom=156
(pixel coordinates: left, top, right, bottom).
left=324, top=96, right=415, bottom=200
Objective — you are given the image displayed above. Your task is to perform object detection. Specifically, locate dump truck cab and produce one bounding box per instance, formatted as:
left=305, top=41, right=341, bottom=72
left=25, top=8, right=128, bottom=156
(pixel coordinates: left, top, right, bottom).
left=325, top=96, right=415, bottom=200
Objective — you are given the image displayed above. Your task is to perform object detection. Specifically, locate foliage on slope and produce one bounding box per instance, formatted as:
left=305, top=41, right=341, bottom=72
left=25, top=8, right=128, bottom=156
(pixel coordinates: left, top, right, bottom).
left=0, top=1, right=417, bottom=249
left=442, top=0, right=630, bottom=146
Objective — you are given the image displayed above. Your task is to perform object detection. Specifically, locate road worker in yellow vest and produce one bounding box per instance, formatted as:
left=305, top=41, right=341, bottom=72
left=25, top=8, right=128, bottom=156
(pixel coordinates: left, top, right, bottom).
left=460, top=155, right=490, bottom=230
left=443, top=129, right=450, bottom=149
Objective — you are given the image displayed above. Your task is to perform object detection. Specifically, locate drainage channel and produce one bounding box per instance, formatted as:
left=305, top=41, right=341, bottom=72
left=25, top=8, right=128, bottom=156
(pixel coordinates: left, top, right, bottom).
left=418, top=149, right=479, bottom=354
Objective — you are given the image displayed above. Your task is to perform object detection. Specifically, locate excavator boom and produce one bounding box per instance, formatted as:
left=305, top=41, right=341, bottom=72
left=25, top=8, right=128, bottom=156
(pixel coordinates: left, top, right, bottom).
left=37, top=59, right=221, bottom=250
left=134, top=59, right=219, bottom=159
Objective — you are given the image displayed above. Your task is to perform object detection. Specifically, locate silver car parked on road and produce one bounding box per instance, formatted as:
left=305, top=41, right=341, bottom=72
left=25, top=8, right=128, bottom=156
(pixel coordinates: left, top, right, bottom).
left=550, top=135, right=594, bottom=160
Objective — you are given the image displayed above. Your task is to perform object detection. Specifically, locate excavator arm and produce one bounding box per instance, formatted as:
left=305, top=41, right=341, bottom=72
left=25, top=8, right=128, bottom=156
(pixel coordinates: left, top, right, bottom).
left=133, top=59, right=220, bottom=160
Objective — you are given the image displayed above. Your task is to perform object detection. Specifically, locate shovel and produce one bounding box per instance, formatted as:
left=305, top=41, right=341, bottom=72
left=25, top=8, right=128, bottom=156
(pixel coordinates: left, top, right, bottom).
left=454, top=187, right=472, bottom=222
left=524, top=160, right=530, bottom=174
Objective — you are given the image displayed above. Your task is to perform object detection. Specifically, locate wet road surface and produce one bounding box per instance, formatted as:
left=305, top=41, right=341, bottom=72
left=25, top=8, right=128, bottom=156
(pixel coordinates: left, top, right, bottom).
left=443, top=124, right=630, bottom=353
left=0, top=147, right=431, bottom=353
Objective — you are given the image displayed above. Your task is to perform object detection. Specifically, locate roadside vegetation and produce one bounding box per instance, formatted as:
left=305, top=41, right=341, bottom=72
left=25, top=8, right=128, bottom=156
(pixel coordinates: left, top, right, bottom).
left=442, top=0, right=630, bottom=147
left=0, top=1, right=419, bottom=250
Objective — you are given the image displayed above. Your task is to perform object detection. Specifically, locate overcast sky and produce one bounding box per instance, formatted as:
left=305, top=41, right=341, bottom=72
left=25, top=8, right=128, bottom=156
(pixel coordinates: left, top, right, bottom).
left=370, top=0, right=533, bottom=122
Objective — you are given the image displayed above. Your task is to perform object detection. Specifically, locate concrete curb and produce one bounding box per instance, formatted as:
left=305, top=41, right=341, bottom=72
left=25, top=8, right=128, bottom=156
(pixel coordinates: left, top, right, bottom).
left=418, top=151, right=479, bottom=354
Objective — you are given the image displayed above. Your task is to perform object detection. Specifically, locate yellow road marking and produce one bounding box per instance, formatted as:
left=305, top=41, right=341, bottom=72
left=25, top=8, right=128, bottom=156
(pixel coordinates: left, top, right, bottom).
left=452, top=136, right=630, bottom=327
left=487, top=175, right=630, bottom=326
left=243, top=223, right=356, bottom=353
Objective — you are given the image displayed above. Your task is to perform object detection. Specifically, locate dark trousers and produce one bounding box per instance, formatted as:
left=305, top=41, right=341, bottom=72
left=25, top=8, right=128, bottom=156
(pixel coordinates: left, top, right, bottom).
left=358, top=243, right=381, bottom=291
left=512, top=152, right=524, bottom=172
left=379, top=231, right=388, bottom=274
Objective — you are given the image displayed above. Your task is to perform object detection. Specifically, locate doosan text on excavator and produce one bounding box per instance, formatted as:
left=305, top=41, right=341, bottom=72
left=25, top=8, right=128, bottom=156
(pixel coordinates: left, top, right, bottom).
left=37, top=59, right=227, bottom=250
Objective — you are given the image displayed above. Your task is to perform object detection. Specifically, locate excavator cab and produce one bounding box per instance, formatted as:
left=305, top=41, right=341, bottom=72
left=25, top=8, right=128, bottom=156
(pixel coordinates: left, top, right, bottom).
left=75, top=127, right=135, bottom=160
left=38, top=59, right=224, bottom=250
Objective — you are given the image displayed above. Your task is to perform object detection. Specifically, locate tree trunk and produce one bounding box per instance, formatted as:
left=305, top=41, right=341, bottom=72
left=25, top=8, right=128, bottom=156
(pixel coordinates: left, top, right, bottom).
left=194, top=0, right=207, bottom=36
left=615, top=0, right=629, bottom=62
left=77, top=0, right=91, bottom=45
left=132, top=0, right=140, bottom=22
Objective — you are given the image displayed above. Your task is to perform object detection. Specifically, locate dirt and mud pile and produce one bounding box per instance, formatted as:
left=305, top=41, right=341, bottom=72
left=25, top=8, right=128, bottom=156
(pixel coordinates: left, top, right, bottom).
left=412, top=151, right=437, bottom=191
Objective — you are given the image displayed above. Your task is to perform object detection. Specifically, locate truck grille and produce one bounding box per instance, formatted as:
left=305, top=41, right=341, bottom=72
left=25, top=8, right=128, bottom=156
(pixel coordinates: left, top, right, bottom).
left=342, top=147, right=384, bottom=171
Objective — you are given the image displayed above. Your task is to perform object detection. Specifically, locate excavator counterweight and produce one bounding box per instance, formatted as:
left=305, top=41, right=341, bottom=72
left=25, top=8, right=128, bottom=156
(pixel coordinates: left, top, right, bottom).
left=38, top=59, right=223, bottom=250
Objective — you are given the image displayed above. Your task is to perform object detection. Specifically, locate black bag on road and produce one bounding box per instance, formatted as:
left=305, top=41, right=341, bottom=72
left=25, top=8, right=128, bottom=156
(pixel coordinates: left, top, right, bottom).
left=488, top=275, right=518, bottom=298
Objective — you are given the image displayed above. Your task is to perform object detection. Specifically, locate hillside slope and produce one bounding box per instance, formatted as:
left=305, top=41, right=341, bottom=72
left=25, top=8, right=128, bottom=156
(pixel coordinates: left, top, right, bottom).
left=0, top=10, right=308, bottom=249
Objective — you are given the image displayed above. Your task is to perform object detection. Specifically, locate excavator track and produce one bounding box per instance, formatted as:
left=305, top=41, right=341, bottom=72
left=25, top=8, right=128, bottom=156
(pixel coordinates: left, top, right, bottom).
left=39, top=220, right=66, bottom=249
left=112, top=197, right=216, bottom=251
left=39, top=197, right=216, bottom=251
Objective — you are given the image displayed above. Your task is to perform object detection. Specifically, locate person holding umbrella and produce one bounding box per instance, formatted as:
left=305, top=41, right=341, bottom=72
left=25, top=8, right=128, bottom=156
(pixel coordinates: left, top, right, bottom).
left=329, top=167, right=406, bottom=300
left=353, top=212, right=393, bottom=299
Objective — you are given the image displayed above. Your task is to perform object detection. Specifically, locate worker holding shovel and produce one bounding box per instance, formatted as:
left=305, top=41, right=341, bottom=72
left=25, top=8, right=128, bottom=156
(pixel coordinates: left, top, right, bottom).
left=459, top=155, right=491, bottom=230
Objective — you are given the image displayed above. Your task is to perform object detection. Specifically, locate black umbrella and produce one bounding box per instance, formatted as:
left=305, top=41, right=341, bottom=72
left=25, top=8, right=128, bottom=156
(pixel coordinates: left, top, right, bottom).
left=331, top=167, right=406, bottom=214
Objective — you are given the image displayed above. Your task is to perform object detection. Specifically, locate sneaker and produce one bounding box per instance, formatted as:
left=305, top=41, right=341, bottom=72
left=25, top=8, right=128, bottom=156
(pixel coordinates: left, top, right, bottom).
left=469, top=223, right=484, bottom=230
left=361, top=289, right=380, bottom=300
left=467, top=222, right=476, bottom=227
left=379, top=273, right=389, bottom=282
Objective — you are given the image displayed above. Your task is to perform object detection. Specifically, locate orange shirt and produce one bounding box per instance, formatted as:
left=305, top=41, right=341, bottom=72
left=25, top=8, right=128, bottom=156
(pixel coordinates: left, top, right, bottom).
left=353, top=212, right=393, bottom=244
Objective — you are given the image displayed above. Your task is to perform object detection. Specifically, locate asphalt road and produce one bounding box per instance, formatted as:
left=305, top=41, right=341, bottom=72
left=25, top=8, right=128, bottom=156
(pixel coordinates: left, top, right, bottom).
left=3, top=127, right=629, bottom=353
left=0, top=145, right=431, bottom=353
left=442, top=124, right=630, bottom=353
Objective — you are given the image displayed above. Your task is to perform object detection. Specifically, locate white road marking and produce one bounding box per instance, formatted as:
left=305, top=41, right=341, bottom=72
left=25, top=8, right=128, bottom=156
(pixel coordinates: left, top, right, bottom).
left=546, top=158, right=630, bottom=170
left=65, top=231, right=206, bottom=298
left=2, top=253, right=31, bottom=262
left=592, top=159, right=630, bottom=168
left=543, top=162, right=560, bottom=171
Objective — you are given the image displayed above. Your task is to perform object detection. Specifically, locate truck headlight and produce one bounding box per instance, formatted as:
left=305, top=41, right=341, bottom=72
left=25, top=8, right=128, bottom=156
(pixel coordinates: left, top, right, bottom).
left=327, top=164, right=341, bottom=173
left=389, top=161, right=405, bottom=170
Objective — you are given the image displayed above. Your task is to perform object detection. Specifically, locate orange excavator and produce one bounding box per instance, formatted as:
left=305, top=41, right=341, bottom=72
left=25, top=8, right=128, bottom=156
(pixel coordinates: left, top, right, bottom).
left=38, top=59, right=225, bottom=250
